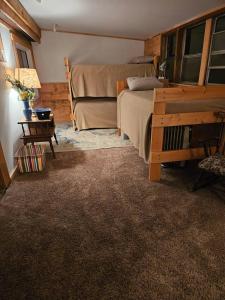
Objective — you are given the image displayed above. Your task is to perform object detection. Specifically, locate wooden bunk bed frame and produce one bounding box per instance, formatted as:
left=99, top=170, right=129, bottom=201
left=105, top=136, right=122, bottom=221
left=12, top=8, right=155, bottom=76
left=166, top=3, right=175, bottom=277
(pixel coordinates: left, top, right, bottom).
left=117, top=80, right=225, bottom=182
left=64, top=57, right=76, bottom=130
left=64, top=56, right=160, bottom=130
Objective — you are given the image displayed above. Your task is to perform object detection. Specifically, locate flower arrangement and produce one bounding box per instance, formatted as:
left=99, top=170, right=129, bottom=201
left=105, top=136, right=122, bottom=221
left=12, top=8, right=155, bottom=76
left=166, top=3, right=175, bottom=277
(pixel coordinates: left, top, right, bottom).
left=6, top=75, right=35, bottom=101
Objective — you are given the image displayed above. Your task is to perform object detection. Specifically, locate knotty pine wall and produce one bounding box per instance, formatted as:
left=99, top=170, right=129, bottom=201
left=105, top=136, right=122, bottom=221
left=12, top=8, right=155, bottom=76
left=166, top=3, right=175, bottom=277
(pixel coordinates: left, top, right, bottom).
left=38, top=83, right=70, bottom=122
left=144, top=34, right=162, bottom=57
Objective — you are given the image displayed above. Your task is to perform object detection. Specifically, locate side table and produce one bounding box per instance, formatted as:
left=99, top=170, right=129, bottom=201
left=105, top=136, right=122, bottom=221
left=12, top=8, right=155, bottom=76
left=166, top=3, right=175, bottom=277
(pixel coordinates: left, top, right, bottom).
left=18, top=114, right=58, bottom=158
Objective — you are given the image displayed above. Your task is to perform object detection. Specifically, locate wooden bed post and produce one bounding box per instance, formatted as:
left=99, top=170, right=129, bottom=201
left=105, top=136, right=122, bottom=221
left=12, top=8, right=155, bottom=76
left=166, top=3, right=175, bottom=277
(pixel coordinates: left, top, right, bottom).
left=116, top=80, right=128, bottom=95
left=116, top=80, right=128, bottom=136
left=149, top=91, right=165, bottom=182
left=64, top=57, right=76, bottom=130
left=198, top=19, right=213, bottom=86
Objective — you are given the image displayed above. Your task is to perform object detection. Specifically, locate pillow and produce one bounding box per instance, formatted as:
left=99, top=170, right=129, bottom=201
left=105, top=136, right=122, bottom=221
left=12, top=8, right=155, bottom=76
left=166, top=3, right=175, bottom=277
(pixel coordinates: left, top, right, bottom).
left=129, top=56, right=153, bottom=64
left=127, top=76, right=163, bottom=91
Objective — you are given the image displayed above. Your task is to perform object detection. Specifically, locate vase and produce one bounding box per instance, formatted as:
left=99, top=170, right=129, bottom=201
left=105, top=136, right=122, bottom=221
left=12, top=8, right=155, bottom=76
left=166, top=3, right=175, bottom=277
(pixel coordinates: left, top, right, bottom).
left=23, top=100, right=32, bottom=121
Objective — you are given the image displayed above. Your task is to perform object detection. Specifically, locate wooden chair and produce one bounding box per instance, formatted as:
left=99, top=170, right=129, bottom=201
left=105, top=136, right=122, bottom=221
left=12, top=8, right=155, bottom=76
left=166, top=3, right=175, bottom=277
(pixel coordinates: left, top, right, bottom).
left=192, top=111, right=225, bottom=198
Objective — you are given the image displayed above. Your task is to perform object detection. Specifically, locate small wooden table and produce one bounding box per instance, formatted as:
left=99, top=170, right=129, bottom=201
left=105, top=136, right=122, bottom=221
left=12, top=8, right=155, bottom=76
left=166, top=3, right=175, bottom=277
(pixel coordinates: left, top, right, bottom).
left=18, top=114, right=58, bottom=158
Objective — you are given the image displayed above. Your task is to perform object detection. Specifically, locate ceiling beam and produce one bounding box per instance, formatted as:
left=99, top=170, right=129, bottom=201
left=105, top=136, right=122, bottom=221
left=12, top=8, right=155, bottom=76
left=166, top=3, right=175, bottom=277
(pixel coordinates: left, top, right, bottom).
left=42, top=28, right=145, bottom=42
left=0, top=0, right=41, bottom=42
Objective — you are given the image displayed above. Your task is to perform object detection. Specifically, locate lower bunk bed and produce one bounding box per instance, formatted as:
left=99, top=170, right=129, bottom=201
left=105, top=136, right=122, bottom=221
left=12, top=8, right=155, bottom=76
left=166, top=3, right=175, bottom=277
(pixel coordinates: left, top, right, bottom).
left=72, top=98, right=116, bottom=130
left=117, top=80, right=225, bottom=182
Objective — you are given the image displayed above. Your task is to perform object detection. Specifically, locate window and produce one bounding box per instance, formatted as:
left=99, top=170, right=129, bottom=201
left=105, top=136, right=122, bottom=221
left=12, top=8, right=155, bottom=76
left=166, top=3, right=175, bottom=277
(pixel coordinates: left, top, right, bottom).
left=207, top=14, right=225, bottom=84
left=165, top=33, right=176, bottom=81
left=181, top=22, right=205, bottom=83
left=16, top=48, right=29, bottom=68
left=11, top=33, right=35, bottom=68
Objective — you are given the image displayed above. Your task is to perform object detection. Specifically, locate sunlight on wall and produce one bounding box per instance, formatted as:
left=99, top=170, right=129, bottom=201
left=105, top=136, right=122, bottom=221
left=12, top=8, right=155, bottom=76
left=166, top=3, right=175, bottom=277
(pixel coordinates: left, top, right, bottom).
left=9, top=88, right=19, bottom=99
left=0, top=25, right=23, bottom=175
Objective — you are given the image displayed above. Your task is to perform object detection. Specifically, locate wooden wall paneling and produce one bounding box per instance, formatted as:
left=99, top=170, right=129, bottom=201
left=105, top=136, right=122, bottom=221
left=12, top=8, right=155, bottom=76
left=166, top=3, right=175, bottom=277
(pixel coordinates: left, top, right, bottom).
left=39, top=83, right=69, bottom=102
left=0, top=0, right=41, bottom=42
left=39, top=83, right=71, bottom=123
left=0, top=142, right=11, bottom=188
left=144, top=34, right=162, bottom=57
left=198, top=18, right=213, bottom=86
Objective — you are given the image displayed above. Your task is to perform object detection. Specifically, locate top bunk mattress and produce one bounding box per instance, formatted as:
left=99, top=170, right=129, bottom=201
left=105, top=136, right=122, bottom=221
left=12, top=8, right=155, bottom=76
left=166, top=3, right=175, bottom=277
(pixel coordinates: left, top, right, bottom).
left=71, top=64, right=155, bottom=98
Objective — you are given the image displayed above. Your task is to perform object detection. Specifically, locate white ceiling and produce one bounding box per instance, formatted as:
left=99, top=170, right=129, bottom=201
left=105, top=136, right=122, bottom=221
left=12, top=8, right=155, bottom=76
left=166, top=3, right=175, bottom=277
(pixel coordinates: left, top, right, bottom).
left=20, top=0, right=225, bottom=39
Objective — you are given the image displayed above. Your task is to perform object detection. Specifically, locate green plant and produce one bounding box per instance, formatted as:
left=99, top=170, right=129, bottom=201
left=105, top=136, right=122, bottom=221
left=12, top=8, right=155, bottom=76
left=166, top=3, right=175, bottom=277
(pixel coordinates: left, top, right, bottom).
left=6, top=75, right=35, bottom=101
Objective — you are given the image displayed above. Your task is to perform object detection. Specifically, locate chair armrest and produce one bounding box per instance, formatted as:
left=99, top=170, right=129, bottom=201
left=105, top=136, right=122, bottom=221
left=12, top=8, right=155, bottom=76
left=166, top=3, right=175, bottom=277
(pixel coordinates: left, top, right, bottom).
left=198, top=138, right=220, bottom=157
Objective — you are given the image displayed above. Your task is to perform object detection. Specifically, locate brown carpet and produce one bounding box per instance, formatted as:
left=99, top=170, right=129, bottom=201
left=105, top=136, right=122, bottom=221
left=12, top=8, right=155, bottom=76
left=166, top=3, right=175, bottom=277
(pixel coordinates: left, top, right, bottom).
left=0, top=148, right=225, bottom=300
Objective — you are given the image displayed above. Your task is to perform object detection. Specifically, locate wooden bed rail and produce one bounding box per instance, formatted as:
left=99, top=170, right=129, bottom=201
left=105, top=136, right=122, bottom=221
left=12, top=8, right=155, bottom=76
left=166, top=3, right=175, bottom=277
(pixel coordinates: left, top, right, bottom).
left=149, top=85, right=225, bottom=181
left=154, top=85, right=225, bottom=103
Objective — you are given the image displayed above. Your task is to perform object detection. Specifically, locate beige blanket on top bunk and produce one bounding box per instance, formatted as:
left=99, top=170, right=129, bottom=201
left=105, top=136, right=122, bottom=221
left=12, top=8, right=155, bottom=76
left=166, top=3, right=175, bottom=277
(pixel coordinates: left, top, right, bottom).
left=71, top=64, right=155, bottom=97
left=117, top=89, right=225, bottom=163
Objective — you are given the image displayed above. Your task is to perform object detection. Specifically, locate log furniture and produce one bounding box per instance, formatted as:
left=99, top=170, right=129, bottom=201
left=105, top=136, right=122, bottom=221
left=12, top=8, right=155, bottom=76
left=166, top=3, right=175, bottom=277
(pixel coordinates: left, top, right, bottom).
left=117, top=80, right=225, bottom=182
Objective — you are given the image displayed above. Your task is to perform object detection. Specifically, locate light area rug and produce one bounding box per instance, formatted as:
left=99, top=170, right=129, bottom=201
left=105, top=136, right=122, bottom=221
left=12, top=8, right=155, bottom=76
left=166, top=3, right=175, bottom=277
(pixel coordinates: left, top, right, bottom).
left=47, top=123, right=132, bottom=152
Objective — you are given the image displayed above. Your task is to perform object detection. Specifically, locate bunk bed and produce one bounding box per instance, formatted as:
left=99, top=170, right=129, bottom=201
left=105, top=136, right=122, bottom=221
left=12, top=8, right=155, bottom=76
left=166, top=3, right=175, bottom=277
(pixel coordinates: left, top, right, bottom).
left=64, top=57, right=159, bottom=130
left=117, top=80, right=225, bottom=182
